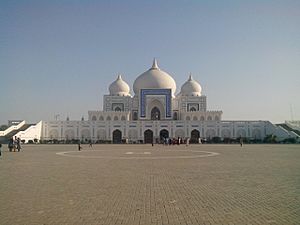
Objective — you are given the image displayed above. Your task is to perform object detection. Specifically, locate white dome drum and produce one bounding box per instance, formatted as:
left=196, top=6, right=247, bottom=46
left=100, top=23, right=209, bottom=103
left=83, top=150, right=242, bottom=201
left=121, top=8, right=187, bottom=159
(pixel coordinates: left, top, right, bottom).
left=180, top=74, right=202, bottom=96
left=133, top=59, right=176, bottom=96
left=109, top=74, right=131, bottom=96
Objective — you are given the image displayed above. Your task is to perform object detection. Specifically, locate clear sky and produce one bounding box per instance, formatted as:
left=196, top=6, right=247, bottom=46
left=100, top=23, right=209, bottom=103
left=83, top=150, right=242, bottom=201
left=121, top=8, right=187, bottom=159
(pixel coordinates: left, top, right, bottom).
left=0, top=0, right=299, bottom=125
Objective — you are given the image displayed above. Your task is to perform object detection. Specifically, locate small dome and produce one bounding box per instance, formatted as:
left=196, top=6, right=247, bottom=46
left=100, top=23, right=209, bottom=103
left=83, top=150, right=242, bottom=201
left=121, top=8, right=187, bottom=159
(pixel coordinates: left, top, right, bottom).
left=133, top=59, right=176, bottom=96
left=109, top=74, right=131, bottom=96
left=180, top=74, right=202, bottom=96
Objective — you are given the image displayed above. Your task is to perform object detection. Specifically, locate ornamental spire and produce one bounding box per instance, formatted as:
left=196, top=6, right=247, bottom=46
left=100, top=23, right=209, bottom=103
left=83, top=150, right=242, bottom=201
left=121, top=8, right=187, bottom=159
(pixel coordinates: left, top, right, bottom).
left=188, top=73, right=193, bottom=81
left=117, top=74, right=122, bottom=80
left=151, top=58, right=160, bottom=70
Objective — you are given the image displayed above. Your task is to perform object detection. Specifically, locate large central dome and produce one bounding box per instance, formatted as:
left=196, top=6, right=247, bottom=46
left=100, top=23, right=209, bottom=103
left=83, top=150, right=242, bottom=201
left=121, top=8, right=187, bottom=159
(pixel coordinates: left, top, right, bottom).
left=133, top=59, right=176, bottom=96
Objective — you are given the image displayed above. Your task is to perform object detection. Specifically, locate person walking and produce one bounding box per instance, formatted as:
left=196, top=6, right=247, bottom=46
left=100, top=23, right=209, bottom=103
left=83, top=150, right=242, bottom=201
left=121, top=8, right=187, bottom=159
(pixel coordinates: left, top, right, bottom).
left=240, top=137, right=243, bottom=147
left=0, top=142, right=2, bottom=157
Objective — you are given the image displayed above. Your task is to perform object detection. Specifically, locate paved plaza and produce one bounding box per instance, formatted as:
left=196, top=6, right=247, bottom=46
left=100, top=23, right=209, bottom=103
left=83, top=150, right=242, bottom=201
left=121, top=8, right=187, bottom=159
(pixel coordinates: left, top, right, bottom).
left=0, top=144, right=299, bottom=225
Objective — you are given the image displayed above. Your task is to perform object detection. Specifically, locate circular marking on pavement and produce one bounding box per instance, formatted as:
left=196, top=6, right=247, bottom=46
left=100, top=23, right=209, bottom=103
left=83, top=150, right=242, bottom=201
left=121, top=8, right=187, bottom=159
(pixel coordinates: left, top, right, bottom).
left=56, top=149, right=219, bottom=159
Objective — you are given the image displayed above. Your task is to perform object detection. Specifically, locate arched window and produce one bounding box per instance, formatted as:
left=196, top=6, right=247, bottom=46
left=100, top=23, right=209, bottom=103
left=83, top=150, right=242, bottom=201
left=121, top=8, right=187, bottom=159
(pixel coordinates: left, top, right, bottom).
left=121, top=116, right=126, bottom=121
left=190, top=107, right=197, bottom=112
left=106, top=116, right=111, bottom=121
left=200, top=116, right=205, bottom=121
left=133, top=112, right=138, bottom=120
left=191, top=129, right=200, bottom=143
left=112, top=129, right=122, bottom=143
left=151, top=107, right=160, bottom=120
left=193, top=116, right=198, bottom=121
left=144, top=129, right=153, bottom=144
left=186, top=116, right=190, bottom=121
left=159, top=129, right=169, bottom=141
left=114, top=116, right=119, bottom=121
left=115, top=107, right=121, bottom=112
left=92, top=116, right=97, bottom=121
left=173, top=112, right=178, bottom=120
left=99, top=116, right=104, bottom=121
left=207, top=116, right=212, bottom=121
left=214, top=116, right=219, bottom=121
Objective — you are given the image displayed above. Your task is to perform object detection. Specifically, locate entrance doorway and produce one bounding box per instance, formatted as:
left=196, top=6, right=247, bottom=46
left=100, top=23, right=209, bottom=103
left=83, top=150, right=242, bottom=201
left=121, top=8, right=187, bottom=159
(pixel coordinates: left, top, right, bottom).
left=151, top=107, right=161, bottom=120
left=144, top=129, right=153, bottom=144
left=112, top=129, right=122, bottom=143
left=159, top=129, right=169, bottom=142
left=191, top=129, right=200, bottom=143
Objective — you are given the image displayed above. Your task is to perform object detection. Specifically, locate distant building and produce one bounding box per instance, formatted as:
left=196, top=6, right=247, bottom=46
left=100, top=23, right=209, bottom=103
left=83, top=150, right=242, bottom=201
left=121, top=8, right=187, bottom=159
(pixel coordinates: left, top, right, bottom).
left=3, top=59, right=299, bottom=143
left=8, top=120, right=23, bottom=126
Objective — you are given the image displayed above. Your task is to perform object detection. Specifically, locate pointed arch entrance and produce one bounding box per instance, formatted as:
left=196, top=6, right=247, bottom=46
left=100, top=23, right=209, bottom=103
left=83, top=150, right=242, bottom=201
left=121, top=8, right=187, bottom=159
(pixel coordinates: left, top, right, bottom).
left=191, top=129, right=200, bottom=143
left=151, top=107, right=161, bottom=120
left=144, top=129, right=153, bottom=144
left=112, top=129, right=122, bottom=144
left=160, top=129, right=169, bottom=141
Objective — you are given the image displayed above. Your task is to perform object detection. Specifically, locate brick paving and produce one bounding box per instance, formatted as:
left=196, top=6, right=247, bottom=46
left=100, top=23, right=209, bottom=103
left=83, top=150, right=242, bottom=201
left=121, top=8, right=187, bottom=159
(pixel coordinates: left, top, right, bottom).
left=0, top=144, right=299, bottom=225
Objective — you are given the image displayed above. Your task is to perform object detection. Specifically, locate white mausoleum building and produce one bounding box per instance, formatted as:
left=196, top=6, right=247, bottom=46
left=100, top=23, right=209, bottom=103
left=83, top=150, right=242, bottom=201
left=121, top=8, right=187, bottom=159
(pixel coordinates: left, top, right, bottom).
left=6, top=59, right=299, bottom=143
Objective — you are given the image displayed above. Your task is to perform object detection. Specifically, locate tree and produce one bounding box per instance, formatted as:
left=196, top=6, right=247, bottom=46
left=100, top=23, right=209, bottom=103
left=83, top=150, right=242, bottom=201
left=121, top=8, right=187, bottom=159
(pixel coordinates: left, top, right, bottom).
left=282, top=138, right=296, bottom=144
left=0, top=125, right=8, bottom=131
left=263, top=134, right=277, bottom=143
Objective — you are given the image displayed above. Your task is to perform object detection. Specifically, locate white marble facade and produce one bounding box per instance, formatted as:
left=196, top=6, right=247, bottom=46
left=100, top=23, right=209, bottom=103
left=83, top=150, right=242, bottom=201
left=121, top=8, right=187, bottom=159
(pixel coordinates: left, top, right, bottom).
left=40, top=59, right=297, bottom=143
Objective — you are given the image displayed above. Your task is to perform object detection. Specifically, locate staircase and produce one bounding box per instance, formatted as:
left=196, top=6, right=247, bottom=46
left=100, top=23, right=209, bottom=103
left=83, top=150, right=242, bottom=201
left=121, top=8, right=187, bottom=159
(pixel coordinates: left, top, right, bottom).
left=0, top=124, right=34, bottom=143
left=277, top=123, right=300, bottom=136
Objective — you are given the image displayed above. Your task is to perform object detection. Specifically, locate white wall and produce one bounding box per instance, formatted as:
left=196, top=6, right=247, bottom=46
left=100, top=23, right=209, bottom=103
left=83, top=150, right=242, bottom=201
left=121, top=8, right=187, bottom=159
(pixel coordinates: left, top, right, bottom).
left=14, top=121, right=42, bottom=143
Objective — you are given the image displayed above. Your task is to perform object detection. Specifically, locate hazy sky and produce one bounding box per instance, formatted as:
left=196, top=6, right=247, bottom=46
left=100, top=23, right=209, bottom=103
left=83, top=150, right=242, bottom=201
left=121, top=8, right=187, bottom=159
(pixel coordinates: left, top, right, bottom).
left=0, top=0, right=299, bottom=125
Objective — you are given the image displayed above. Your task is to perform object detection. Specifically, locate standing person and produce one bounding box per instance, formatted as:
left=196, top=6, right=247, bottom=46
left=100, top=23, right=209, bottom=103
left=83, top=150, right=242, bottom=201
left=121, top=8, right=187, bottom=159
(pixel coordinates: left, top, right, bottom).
left=186, top=138, right=190, bottom=147
left=16, top=138, right=21, bottom=152
left=8, top=138, right=13, bottom=152
left=78, top=142, right=82, bottom=151
left=89, top=140, right=93, bottom=148
left=0, top=142, right=2, bottom=157
left=240, top=137, right=243, bottom=147
left=13, top=137, right=17, bottom=152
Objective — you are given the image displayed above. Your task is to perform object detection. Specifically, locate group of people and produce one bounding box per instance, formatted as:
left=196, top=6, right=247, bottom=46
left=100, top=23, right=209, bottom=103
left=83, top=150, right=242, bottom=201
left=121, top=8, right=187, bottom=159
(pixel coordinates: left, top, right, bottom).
left=8, top=137, right=22, bottom=152
left=161, top=137, right=183, bottom=146
left=155, top=137, right=194, bottom=146
left=0, top=137, right=21, bottom=157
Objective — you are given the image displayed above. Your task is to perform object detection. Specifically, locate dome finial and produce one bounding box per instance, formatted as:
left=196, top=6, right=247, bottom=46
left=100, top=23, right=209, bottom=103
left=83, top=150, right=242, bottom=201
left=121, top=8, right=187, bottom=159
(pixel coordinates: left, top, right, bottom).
left=188, top=73, right=193, bottom=81
left=117, top=74, right=122, bottom=80
left=151, top=58, right=159, bottom=70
